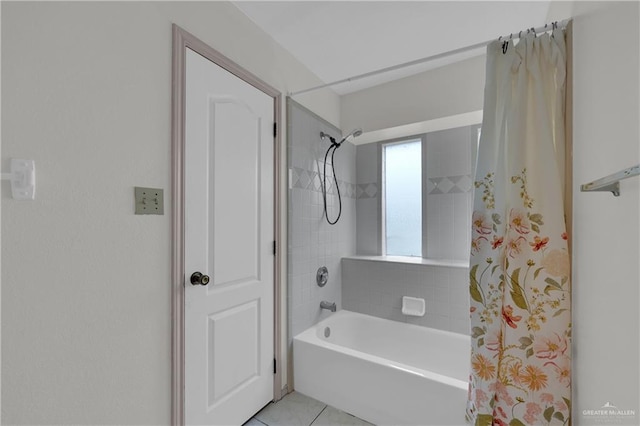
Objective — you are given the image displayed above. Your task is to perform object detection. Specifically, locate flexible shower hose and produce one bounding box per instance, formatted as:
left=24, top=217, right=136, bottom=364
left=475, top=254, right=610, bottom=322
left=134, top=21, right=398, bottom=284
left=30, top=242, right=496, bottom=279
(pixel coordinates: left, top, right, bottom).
left=321, top=142, right=342, bottom=225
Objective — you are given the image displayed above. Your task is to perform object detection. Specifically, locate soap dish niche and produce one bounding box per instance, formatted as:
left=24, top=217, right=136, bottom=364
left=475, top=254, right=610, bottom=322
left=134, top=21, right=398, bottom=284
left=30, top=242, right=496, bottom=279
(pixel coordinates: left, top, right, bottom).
left=402, top=296, right=425, bottom=317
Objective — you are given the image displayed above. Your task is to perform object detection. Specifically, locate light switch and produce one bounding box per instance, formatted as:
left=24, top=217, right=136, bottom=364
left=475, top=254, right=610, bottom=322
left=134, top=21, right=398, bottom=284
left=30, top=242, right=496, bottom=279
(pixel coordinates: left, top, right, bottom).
left=135, top=187, right=164, bottom=215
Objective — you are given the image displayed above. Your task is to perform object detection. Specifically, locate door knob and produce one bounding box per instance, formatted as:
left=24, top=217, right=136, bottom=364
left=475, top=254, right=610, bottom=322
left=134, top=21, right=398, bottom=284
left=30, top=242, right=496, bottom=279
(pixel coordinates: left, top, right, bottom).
left=190, top=271, right=210, bottom=286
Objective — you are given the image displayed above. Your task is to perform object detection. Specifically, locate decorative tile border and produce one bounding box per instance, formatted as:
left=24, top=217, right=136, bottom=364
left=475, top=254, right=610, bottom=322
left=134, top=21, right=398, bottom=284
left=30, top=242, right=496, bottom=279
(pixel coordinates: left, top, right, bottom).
left=290, top=167, right=357, bottom=198
left=291, top=171, right=472, bottom=198
left=355, top=176, right=470, bottom=199
left=427, top=175, right=473, bottom=194
left=356, top=183, right=379, bottom=199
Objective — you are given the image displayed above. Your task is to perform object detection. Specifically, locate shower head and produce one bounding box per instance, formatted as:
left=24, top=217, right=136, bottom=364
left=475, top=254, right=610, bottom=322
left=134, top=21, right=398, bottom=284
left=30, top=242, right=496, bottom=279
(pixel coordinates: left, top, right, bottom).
left=338, top=128, right=363, bottom=145
left=320, top=128, right=362, bottom=147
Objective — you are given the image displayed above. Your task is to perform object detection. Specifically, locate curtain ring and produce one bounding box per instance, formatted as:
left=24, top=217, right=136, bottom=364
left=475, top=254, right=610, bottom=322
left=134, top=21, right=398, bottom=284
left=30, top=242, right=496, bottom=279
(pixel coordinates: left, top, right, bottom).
left=519, top=30, right=522, bottom=38
left=510, top=33, right=513, bottom=40
left=502, top=40, right=509, bottom=54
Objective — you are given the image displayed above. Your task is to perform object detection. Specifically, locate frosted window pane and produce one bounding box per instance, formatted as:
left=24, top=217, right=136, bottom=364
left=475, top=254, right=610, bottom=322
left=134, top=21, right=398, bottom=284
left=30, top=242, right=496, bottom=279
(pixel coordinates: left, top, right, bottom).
left=384, top=140, right=422, bottom=256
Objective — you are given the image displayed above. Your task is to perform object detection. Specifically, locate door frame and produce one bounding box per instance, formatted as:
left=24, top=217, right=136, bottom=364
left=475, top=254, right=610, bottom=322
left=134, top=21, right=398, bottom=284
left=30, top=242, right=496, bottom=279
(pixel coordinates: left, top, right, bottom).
left=171, top=24, right=283, bottom=426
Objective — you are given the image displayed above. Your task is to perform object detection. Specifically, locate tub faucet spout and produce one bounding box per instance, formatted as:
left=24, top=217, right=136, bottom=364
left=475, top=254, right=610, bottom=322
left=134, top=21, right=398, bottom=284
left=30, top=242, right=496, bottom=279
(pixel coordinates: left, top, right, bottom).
left=320, top=301, right=337, bottom=312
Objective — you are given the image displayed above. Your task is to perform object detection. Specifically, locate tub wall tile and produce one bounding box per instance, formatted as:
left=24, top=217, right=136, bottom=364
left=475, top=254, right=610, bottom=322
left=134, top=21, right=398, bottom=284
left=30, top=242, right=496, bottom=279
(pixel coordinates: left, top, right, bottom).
left=357, top=125, right=478, bottom=261
left=288, top=101, right=357, bottom=342
left=450, top=318, right=470, bottom=335
left=341, top=258, right=469, bottom=335
left=425, top=314, right=450, bottom=331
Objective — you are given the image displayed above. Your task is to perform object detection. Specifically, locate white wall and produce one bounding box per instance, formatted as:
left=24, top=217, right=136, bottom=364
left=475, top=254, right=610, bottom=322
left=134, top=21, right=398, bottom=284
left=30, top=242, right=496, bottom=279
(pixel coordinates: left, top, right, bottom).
left=341, top=54, right=485, bottom=134
left=1, top=2, right=339, bottom=424
left=547, top=2, right=640, bottom=422
left=4, top=1, right=639, bottom=424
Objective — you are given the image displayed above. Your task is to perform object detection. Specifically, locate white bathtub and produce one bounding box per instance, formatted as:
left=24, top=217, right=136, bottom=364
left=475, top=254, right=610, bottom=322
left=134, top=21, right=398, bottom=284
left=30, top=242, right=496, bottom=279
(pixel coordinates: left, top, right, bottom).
left=293, top=310, right=470, bottom=425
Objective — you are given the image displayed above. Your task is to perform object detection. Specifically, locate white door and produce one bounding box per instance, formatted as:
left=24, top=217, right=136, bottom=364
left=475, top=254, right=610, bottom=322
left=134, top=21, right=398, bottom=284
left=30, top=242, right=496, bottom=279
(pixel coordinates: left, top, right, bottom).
left=184, top=48, right=275, bottom=425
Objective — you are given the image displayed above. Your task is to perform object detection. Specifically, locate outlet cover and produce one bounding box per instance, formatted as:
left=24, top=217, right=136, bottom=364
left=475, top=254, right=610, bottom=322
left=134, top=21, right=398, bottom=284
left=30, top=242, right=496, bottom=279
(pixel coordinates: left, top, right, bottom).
left=135, top=187, right=164, bottom=215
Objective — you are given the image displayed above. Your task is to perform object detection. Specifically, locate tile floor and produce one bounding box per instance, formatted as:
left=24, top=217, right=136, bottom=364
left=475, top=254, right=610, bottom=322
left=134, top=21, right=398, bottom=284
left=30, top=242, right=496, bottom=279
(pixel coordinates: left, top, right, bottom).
left=244, top=391, right=374, bottom=426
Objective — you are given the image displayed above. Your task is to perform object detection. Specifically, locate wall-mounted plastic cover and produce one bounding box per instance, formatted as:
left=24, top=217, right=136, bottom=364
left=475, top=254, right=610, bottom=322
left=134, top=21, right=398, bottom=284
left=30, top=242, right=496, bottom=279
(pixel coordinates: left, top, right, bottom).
left=1, top=159, right=36, bottom=200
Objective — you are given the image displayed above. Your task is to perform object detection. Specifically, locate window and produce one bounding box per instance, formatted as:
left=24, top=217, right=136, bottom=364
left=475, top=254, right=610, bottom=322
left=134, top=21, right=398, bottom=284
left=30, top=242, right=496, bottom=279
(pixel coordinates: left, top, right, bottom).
left=382, top=139, right=422, bottom=256
left=379, top=125, right=479, bottom=260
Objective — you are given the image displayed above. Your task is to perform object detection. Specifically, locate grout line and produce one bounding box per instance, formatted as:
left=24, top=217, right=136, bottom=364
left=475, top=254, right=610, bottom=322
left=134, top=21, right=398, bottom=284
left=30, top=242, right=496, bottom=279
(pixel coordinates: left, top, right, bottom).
left=252, top=418, right=269, bottom=426
left=309, top=405, right=328, bottom=426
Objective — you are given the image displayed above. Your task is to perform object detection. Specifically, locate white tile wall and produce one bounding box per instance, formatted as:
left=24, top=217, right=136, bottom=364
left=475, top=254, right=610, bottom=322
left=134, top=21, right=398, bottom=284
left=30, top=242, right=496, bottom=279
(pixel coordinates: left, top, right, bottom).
left=342, top=258, right=470, bottom=334
left=347, top=126, right=476, bottom=335
left=424, top=125, right=476, bottom=260
left=287, top=100, right=357, bottom=340
left=355, top=143, right=379, bottom=255
left=290, top=109, right=476, bottom=339
left=356, top=124, right=478, bottom=260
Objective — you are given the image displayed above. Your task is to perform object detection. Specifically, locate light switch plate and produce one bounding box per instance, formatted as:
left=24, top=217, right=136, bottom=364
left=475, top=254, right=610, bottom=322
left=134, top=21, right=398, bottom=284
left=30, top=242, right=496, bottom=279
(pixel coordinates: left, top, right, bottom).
left=135, top=187, right=164, bottom=215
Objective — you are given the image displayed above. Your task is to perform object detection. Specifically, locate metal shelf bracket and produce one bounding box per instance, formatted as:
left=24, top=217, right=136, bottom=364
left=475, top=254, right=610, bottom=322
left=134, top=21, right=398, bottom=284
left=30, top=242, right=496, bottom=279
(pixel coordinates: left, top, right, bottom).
left=580, top=165, right=639, bottom=197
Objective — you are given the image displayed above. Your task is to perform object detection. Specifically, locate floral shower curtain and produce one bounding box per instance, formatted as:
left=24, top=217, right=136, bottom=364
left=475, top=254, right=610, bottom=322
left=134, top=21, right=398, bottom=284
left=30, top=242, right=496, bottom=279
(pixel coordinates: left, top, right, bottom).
left=467, top=28, right=571, bottom=426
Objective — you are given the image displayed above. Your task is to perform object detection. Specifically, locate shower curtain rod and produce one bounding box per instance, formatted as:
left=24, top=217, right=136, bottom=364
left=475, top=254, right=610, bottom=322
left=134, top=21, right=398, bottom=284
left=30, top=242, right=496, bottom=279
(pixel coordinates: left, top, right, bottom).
left=289, top=19, right=570, bottom=97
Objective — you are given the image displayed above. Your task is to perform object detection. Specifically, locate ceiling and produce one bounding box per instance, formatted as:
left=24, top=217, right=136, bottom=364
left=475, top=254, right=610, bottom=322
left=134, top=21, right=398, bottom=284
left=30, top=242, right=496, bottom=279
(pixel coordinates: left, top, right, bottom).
left=232, top=1, right=554, bottom=95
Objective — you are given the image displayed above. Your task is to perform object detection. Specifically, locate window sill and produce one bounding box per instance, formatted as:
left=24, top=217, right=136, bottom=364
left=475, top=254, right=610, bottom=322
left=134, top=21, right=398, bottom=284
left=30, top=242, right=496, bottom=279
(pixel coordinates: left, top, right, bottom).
left=342, top=255, right=469, bottom=269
